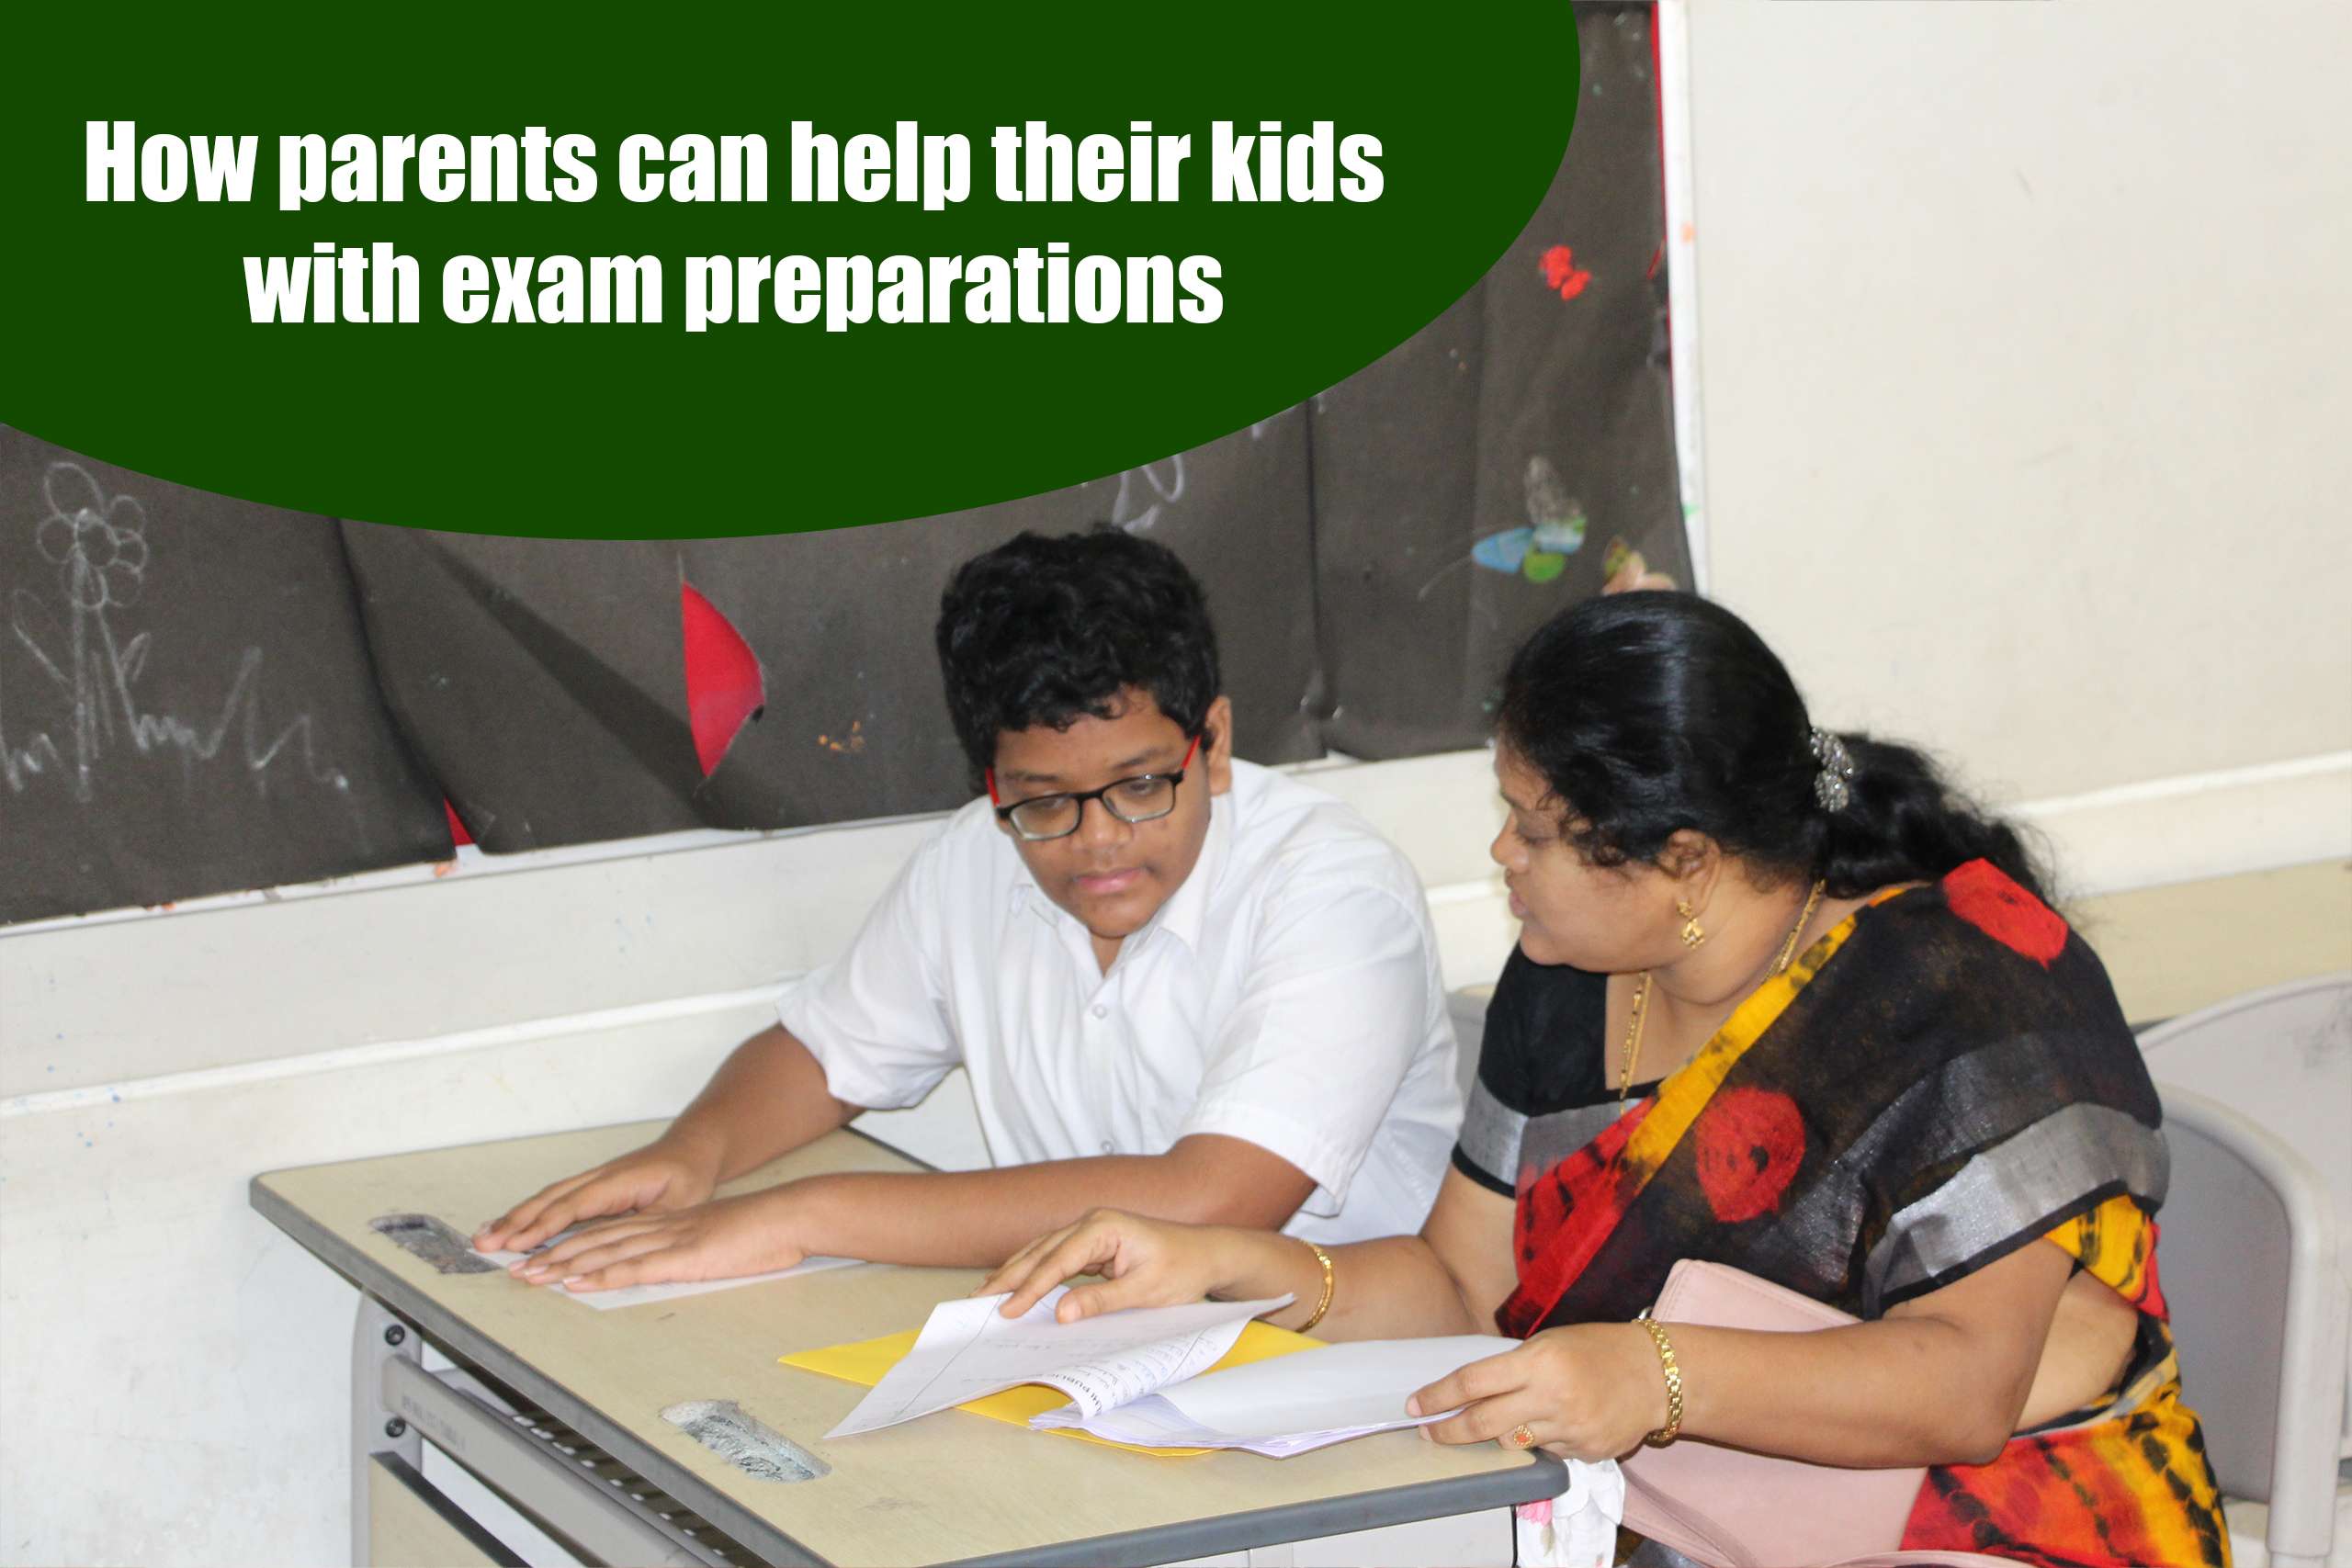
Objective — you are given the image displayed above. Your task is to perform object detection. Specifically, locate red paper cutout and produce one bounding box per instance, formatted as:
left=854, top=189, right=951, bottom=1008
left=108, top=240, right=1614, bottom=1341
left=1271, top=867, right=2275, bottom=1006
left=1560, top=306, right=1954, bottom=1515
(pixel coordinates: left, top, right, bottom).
left=1540, top=243, right=1592, bottom=300
left=680, top=581, right=764, bottom=777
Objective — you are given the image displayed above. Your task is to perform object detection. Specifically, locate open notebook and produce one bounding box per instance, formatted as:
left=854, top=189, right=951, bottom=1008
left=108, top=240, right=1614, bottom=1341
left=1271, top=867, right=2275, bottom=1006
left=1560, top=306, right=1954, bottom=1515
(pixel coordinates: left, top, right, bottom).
left=786, top=1287, right=1513, bottom=1458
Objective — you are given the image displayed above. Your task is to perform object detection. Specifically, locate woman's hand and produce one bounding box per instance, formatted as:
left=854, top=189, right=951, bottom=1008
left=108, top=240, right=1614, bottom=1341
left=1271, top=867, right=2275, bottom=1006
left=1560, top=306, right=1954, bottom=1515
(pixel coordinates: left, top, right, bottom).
left=978, top=1208, right=1244, bottom=1322
left=474, top=1137, right=720, bottom=1254
left=1407, top=1323, right=1668, bottom=1461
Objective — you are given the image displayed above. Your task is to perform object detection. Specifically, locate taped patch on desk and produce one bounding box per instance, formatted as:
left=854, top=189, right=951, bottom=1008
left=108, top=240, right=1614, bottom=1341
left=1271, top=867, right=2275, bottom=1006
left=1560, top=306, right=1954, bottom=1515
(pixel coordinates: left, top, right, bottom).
left=662, top=1400, right=829, bottom=1483
left=370, top=1213, right=499, bottom=1275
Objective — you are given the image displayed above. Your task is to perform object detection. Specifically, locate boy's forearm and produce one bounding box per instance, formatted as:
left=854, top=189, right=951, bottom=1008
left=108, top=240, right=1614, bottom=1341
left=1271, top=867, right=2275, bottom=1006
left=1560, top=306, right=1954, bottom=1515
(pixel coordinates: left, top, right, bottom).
left=781, top=1152, right=1294, bottom=1269
left=664, top=1025, right=859, bottom=1182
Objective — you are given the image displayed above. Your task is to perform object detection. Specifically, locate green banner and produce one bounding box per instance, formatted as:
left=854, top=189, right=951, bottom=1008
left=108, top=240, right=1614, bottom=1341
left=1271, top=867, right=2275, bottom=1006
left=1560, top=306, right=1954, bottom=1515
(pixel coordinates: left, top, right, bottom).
left=0, top=7, right=1578, bottom=538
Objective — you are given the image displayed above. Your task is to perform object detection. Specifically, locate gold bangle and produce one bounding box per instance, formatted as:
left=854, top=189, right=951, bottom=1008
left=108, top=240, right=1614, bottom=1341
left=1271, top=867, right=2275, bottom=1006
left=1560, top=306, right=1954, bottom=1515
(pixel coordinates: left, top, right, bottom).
left=1634, top=1313, right=1684, bottom=1446
left=1296, top=1240, right=1336, bottom=1334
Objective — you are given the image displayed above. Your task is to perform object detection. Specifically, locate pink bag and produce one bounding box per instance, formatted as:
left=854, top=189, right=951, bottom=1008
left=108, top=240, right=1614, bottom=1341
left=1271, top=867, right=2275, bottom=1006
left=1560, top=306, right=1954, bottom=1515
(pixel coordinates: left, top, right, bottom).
left=1618, top=1260, right=1942, bottom=1568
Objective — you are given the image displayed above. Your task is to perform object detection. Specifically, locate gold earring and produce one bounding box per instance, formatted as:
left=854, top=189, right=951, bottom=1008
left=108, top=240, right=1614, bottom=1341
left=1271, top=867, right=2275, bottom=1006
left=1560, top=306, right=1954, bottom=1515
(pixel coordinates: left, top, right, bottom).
left=1676, top=899, right=1706, bottom=949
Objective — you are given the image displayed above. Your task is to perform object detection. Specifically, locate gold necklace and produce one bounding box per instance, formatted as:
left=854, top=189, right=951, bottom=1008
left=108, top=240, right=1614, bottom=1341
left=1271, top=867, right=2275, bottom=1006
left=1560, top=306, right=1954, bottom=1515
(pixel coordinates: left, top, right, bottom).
left=1617, top=971, right=1654, bottom=1102
left=1619, top=879, right=1826, bottom=1102
left=1772, top=879, right=1828, bottom=977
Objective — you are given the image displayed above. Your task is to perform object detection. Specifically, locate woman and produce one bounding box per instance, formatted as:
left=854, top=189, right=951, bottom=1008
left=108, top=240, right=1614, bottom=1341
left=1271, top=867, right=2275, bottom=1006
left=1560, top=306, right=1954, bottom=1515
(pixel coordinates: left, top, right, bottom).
left=982, top=593, right=2228, bottom=1567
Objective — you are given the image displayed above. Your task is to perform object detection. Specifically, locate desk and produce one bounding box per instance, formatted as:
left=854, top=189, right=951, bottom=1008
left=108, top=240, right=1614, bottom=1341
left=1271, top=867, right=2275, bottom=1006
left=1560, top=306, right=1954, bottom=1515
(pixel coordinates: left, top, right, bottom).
left=252, top=1123, right=1559, bottom=1568
left=2069, top=859, right=2352, bottom=1025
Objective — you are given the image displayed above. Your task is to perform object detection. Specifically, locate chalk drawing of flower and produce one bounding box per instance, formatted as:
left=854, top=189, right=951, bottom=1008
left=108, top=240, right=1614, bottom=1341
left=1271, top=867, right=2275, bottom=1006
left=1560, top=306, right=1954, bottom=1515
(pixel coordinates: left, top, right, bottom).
left=37, top=462, right=150, bottom=611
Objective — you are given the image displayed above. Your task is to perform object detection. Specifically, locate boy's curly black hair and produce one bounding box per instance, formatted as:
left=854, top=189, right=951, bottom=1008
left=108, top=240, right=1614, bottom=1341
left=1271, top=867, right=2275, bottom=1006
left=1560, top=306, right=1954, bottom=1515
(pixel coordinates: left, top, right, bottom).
left=935, top=527, right=1221, bottom=783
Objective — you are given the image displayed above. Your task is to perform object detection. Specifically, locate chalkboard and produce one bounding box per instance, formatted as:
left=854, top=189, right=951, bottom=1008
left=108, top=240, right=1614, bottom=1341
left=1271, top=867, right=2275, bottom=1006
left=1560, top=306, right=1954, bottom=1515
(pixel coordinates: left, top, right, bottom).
left=0, top=426, right=451, bottom=924
left=340, top=411, right=1320, bottom=852
left=1312, top=2, right=1687, bottom=758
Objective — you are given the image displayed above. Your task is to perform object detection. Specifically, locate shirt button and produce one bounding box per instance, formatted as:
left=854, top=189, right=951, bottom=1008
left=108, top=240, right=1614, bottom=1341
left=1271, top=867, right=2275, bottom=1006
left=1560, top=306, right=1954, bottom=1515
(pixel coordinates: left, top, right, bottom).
left=1101, top=1141, right=1115, bottom=1154
left=1091, top=1004, right=1108, bottom=1019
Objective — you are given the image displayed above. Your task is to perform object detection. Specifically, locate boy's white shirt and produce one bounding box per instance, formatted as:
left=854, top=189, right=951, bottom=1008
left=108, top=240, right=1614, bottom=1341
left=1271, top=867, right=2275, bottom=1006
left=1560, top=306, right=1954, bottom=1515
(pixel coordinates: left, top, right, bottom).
left=776, top=759, right=1463, bottom=1243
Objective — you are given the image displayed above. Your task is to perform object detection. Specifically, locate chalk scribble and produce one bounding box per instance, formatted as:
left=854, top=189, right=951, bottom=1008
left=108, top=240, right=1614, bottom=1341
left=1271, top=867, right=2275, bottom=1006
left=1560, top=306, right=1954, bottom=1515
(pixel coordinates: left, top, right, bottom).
left=3, top=461, right=350, bottom=801
left=1099, top=454, right=1187, bottom=534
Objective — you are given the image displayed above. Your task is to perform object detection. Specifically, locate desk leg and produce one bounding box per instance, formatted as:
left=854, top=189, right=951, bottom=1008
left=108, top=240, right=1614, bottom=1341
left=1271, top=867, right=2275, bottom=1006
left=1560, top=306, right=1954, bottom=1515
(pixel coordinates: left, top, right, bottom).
left=354, top=1292, right=425, bottom=1567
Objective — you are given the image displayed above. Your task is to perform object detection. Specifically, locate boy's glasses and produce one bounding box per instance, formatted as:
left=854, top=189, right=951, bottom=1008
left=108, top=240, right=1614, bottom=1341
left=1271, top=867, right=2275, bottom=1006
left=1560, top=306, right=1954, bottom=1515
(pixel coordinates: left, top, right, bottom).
left=988, top=734, right=1202, bottom=842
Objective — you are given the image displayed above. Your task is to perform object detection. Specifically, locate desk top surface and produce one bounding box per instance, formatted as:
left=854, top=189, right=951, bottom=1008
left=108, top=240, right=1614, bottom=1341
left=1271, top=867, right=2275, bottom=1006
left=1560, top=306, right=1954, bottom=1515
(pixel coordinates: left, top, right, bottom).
left=253, top=1123, right=1555, bottom=1568
left=2070, top=858, right=2352, bottom=1024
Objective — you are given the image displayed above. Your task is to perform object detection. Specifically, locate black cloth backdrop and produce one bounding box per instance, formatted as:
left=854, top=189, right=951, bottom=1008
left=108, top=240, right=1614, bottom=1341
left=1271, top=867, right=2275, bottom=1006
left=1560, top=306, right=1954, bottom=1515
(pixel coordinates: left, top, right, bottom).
left=0, top=427, right=452, bottom=922
left=339, top=412, right=1320, bottom=849
left=1314, top=4, right=1686, bottom=757
left=0, top=3, right=1677, bottom=919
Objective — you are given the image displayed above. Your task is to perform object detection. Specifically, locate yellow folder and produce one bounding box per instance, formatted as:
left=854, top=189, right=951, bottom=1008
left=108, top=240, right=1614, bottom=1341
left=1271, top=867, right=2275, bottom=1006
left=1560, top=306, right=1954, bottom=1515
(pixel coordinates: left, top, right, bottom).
left=782, top=1317, right=1322, bottom=1457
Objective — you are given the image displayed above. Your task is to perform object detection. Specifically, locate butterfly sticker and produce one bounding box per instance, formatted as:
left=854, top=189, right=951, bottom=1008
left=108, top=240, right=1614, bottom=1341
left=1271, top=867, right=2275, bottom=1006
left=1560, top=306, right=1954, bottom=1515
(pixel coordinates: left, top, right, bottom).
left=1418, top=456, right=1591, bottom=600
left=1471, top=456, right=1587, bottom=582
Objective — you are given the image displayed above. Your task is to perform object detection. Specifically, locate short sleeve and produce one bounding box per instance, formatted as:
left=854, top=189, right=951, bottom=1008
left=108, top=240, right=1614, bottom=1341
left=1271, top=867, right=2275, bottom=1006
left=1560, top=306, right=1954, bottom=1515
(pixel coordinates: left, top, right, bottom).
left=1452, top=948, right=1608, bottom=1196
left=1177, top=874, right=1446, bottom=1216
left=775, top=833, right=961, bottom=1111
left=1825, top=874, right=2169, bottom=1314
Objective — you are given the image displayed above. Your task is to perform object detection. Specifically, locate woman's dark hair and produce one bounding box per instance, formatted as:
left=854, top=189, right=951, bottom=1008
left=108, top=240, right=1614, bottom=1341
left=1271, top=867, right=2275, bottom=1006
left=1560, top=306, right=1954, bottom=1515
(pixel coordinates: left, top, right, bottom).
left=1495, top=592, right=2049, bottom=901
left=936, top=527, right=1220, bottom=780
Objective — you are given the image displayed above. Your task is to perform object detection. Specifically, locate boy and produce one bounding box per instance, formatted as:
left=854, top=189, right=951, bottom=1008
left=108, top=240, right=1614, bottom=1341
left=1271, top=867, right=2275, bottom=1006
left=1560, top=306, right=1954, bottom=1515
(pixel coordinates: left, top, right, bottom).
left=476, top=529, right=1461, bottom=1289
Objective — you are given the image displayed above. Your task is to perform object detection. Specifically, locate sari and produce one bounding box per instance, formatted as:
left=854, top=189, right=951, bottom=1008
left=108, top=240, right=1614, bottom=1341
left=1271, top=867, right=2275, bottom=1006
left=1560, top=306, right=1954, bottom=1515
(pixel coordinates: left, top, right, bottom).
left=1453, top=861, right=2230, bottom=1568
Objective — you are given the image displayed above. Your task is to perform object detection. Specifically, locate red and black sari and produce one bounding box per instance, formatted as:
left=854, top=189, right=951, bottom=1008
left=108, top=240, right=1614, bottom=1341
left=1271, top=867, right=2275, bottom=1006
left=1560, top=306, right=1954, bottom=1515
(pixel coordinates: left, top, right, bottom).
left=1452, top=861, right=2230, bottom=1567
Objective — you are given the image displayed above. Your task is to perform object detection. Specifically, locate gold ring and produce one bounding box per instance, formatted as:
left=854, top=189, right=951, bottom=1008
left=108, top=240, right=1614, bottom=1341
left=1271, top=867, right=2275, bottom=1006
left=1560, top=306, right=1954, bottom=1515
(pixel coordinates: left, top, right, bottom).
left=1507, top=1423, right=1537, bottom=1450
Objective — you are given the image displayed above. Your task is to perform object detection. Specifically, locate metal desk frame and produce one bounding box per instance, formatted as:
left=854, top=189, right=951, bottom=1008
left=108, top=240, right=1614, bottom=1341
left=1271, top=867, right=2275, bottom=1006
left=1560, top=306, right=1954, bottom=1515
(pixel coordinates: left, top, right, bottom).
left=254, top=1128, right=1561, bottom=1568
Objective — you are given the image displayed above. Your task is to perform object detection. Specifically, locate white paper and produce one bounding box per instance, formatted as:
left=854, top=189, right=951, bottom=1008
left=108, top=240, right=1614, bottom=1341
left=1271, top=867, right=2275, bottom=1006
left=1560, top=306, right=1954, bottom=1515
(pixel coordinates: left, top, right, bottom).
left=1029, top=1393, right=1433, bottom=1456
left=472, top=1236, right=864, bottom=1312
left=1030, top=1334, right=1515, bottom=1456
left=825, top=1287, right=1290, bottom=1438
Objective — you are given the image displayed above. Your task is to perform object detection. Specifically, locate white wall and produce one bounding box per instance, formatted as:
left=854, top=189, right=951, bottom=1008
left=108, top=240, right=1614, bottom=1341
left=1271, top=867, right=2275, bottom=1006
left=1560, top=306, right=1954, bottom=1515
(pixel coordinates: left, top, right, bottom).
left=1682, top=0, right=2352, bottom=839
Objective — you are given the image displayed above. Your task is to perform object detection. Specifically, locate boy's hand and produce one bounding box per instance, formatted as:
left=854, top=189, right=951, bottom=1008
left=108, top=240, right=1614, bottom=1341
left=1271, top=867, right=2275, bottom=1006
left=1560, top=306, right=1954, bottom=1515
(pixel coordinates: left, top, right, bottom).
left=473, top=1139, right=720, bottom=1254
left=512, top=1188, right=808, bottom=1292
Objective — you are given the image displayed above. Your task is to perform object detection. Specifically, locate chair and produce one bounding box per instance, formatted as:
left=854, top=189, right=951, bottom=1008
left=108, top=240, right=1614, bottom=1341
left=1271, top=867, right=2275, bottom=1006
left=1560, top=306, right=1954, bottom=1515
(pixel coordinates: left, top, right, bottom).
left=2140, top=976, right=2352, bottom=1467
left=2154, top=1082, right=2349, bottom=1568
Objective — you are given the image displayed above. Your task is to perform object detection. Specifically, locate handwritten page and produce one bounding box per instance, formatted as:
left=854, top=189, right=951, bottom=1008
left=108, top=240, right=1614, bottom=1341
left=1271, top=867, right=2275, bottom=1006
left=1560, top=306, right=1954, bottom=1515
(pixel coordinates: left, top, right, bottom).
left=826, top=1287, right=1290, bottom=1438
left=472, top=1236, right=864, bottom=1312
left=1030, top=1334, right=1515, bottom=1456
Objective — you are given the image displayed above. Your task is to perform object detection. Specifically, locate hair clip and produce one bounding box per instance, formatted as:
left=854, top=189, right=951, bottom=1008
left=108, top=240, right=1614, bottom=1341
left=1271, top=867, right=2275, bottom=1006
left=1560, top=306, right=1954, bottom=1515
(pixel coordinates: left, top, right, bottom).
left=1809, top=727, right=1854, bottom=813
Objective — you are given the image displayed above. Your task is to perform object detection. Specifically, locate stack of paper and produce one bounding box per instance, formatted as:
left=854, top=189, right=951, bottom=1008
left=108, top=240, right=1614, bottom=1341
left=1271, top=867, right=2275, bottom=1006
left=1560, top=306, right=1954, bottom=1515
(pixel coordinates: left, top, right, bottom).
left=1029, top=1335, right=1515, bottom=1456
left=825, top=1287, right=1290, bottom=1438
left=782, top=1308, right=1317, bottom=1457
left=808, top=1287, right=1520, bottom=1459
